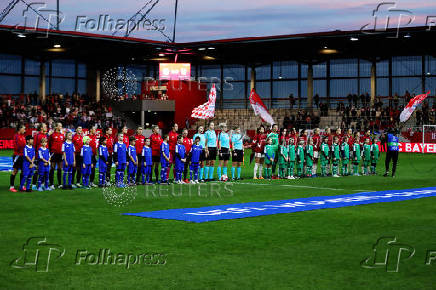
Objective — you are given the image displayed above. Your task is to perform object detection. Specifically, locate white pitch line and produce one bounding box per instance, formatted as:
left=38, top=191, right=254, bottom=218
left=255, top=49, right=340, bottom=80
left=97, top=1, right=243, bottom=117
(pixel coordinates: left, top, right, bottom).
left=230, top=182, right=344, bottom=191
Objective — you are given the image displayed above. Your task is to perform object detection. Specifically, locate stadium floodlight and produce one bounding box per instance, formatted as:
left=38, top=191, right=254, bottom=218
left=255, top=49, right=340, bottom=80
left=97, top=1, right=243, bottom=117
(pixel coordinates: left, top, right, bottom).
left=422, top=125, right=436, bottom=153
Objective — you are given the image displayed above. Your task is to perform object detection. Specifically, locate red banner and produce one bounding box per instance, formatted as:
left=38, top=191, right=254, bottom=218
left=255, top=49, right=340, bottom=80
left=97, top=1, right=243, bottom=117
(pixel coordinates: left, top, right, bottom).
left=0, top=140, right=14, bottom=149
left=380, top=142, right=436, bottom=153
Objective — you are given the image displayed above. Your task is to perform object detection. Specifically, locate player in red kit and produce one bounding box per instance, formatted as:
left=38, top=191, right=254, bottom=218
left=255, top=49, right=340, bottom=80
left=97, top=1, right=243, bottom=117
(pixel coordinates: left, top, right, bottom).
left=104, top=127, right=114, bottom=184
left=289, top=128, right=299, bottom=146
left=32, top=123, right=48, bottom=189
left=312, top=128, right=321, bottom=176
left=34, top=123, right=48, bottom=151
left=48, top=122, right=65, bottom=189
left=88, top=127, right=98, bottom=187
left=182, top=128, right=193, bottom=182
left=279, top=128, right=289, bottom=145
left=335, top=128, right=343, bottom=144
left=167, top=123, right=179, bottom=180
left=346, top=128, right=354, bottom=174
left=122, top=126, right=129, bottom=147
left=323, top=127, right=333, bottom=174
left=9, top=124, right=26, bottom=192
left=72, top=126, right=84, bottom=187
left=134, top=126, right=145, bottom=183
left=361, top=129, right=372, bottom=145
left=299, top=129, right=308, bottom=145
left=150, top=125, right=163, bottom=182
left=252, top=125, right=267, bottom=179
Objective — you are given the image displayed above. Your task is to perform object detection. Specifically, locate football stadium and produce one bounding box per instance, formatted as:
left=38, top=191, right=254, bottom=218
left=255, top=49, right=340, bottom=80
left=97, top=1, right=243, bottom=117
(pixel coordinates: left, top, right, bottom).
left=1, top=0, right=436, bottom=288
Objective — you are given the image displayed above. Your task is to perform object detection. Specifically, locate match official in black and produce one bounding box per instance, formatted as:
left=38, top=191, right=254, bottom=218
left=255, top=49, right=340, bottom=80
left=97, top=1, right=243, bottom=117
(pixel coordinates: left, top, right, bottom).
left=383, top=128, right=400, bottom=177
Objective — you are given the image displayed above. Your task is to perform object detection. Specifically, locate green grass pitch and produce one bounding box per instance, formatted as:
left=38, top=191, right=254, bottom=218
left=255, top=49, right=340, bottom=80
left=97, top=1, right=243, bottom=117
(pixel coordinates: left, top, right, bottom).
left=1, top=149, right=436, bottom=289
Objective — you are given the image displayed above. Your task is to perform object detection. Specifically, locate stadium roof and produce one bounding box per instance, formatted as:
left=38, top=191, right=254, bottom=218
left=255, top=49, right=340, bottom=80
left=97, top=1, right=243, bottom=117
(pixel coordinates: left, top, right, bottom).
left=1, top=24, right=435, bottom=66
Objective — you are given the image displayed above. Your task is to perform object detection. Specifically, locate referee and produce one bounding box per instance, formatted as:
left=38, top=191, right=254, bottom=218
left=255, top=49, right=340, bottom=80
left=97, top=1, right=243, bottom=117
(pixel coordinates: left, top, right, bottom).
left=383, top=128, right=400, bottom=178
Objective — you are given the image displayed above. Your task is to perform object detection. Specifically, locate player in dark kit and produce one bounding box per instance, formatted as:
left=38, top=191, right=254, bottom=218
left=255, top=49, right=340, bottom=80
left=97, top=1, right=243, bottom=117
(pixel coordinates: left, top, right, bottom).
left=383, top=128, right=400, bottom=177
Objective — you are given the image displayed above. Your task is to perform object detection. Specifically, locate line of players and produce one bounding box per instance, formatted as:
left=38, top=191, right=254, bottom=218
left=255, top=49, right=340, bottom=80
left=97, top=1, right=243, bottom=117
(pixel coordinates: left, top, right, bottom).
left=251, top=125, right=381, bottom=179
left=9, top=121, right=246, bottom=192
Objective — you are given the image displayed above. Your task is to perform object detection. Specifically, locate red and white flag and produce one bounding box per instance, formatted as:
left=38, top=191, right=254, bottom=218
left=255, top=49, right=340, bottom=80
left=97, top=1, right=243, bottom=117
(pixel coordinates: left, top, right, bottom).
left=249, top=89, right=275, bottom=125
left=191, top=84, right=217, bottom=119
left=400, top=91, right=430, bottom=123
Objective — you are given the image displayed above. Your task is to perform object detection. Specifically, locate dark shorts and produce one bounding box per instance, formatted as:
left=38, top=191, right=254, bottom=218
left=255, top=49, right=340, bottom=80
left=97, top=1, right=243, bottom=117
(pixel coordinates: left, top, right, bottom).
left=12, top=155, right=23, bottom=170
left=75, top=153, right=83, bottom=165
left=137, top=154, right=143, bottom=167
left=232, top=149, right=244, bottom=162
left=219, top=147, right=230, bottom=161
left=152, top=155, right=160, bottom=163
left=169, top=151, right=175, bottom=164
left=207, top=147, right=217, bottom=161
left=52, top=153, right=63, bottom=163
left=199, top=150, right=206, bottom=162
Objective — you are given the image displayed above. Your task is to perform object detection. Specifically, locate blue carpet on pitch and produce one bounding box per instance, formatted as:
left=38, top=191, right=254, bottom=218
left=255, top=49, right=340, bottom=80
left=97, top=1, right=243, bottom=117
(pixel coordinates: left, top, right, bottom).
left=123, top=187, right=436, bottom=223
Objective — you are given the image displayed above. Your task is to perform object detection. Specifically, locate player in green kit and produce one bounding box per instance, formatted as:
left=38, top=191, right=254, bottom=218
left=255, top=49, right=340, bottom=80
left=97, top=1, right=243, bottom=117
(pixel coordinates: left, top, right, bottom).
left=371, top=137, right=380, bottom=174
left=352, top=132, right=361, bottom=176
left=320, top=137, right=330, bottom=177
left=331, top=136, right=340, bottom=177
left=267, top=124, right=279, bottom=177
left=278, top=138, right=289, bottom=179
left=305, top=138, right=314, bottom=177
left=263, top=138, right=275, bottom=179
left=341, top=135, right=350, bottom=176
left=287, top=137, right=296, bottom=179
left=362, top=138, right=372, bottom=175
left=296, top=140, right=305, bottom=178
